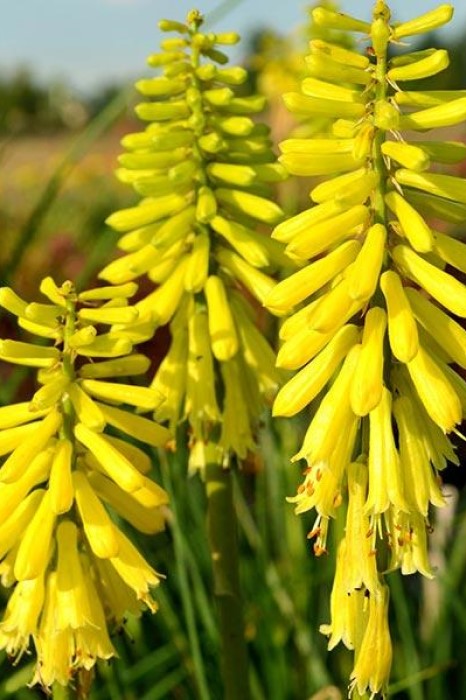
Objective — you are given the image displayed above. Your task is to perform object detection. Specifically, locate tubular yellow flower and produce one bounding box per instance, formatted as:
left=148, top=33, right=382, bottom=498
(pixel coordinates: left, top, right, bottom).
left=265, top=240, right=360, bottom=315
left=204, top=275, right=239, bottom=361
left=406, top=344, right=461, bottom=432
left=365, top=387, right=407, bottom=515
left=346, top=223, right=386, bottom=301
left=48, top=440, right=74, bottom=514
left=14, top=491, right=56, bottom=581
left=349, top=585, right=392, bottom=698
left=380, top=270, right=419, bottom=362
left=273, top=324, right=359, bottom=417
left=350, top=307, right=387, bottom=416
left=344, top=462, right=379, bottom=593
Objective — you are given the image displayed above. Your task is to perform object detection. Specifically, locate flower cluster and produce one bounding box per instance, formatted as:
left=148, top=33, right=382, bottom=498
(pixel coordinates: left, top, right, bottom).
left=0, top=278, right=170, bottom=688
left=264, top=2, right=466, bottom=696
left=102, top=12, right=289, bottom=463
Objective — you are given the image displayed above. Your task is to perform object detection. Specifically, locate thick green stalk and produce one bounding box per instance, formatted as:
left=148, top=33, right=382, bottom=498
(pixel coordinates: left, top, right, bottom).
left=205, top=450, right=250, bottom=700
left=52, top=684, right=70, bottom=700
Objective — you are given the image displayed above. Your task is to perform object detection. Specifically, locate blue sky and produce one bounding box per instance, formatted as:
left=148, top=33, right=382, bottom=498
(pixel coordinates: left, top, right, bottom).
left=1, top=1, right=465, bottom=93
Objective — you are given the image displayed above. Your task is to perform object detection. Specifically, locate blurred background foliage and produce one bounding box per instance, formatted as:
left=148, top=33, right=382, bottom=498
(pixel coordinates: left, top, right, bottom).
left=1, top=2, right=466, bottom=698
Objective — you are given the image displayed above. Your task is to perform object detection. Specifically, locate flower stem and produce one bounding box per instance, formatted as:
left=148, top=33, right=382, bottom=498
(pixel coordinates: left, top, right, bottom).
left=52, top=684, right=70, bottom=700
left=205, top=450, right=250, bottom=700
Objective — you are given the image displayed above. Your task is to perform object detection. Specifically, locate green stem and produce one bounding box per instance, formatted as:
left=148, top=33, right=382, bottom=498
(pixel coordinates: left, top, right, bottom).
left=205, top=453, right=250, bottom=700
left=52, top=684, right=71, bottom=700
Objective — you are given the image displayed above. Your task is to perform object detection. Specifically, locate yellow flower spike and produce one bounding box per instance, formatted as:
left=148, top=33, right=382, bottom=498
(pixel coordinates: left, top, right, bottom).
left=349, top=584, right=392, bottom=699
left=55, top=521, right=92, bottom=629
left=405, top=287, right=466, bottom=369
left=347, top=223, right=386, bottom=301
left=392, top=244, right=466, bottom=317
left=285, top=204, right=369, bottom=260
left=365, top=387, right=407, bottom=515
left=380, top=270, right=419, bottom=363
left=14, top=491, right=56, bottom=581
left=97, top=402, right=171, bottom=446
left=273, top=324, right=360, bottom=417
left=265, top=240, right=361, bottom=315
left=344, top=462, right=379, bottom=593
left=49, top=440, right=74, bottom=515
left=0, top=574, right=45, bottom=659
left=0, top=408, right=62, bottom=483
left=109, top=530, right=162, bottom=611
left=320, top=541, right=367, bottom=651
left=72, top=471, right=120, bottom=559
left=393, top=396, right=444, bottom=516
left=75, top=423, right=145, bottom=493
left=350, top=307, right=387, bottom=416
left=406, top=344, right=461, bottom=433
left=385, top=190, right=434, bottom=253
left=205, top=275, right=238, bottom=362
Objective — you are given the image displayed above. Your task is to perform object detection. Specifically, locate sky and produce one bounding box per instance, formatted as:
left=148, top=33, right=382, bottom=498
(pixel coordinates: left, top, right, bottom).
left=1, top=0, right=466, bottom=94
